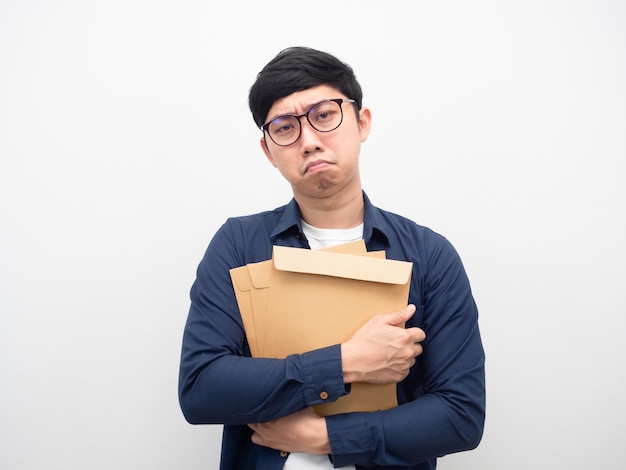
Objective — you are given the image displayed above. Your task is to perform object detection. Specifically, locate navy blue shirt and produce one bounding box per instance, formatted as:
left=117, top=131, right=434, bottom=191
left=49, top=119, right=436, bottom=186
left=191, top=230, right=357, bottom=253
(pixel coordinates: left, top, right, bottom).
left=179, top=193, right=485, bottom=469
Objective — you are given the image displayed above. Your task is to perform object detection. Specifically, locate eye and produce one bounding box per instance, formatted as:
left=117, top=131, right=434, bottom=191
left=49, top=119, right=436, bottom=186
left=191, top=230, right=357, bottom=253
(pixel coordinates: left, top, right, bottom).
left=317, top=111, right=331, bottom=121
left=270, top=117, right=297, bottom=135
left=309, top=101, right=340, bottom=129
left=311, top=107, right=335, bottom=121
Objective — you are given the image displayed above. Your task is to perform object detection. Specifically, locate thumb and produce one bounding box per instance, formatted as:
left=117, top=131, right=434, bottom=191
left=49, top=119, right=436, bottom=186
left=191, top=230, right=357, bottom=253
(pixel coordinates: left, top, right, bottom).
left=385, top=304, right=416, bottom=327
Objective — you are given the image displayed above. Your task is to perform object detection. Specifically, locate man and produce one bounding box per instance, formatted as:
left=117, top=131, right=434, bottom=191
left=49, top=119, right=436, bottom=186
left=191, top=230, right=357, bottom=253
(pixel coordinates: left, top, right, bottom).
left=179, top=46, right=485, bottom=469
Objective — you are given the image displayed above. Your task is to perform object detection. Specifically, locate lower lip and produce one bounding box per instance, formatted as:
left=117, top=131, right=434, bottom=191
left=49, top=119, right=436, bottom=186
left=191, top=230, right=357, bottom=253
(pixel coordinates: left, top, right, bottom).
left=306, top=162, right=330, bottom=173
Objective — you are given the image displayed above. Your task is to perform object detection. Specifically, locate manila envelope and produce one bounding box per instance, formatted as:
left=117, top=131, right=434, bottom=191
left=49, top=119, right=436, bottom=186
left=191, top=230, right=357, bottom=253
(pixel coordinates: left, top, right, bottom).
left=230, top=240, right=375, bottom=357
left=229, top=241, right=412, bottom=416
left=263, top=246, right=412, bottom=416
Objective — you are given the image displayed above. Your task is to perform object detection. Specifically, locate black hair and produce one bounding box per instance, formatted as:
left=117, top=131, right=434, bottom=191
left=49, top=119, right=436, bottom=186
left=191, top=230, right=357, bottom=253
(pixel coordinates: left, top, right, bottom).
left=248, top=46, right=363, bottom=128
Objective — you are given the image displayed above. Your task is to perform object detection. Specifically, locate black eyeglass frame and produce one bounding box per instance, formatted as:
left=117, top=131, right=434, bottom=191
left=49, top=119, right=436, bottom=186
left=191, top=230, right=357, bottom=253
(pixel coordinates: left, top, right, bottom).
left=260, top=98, right=356, bottom=147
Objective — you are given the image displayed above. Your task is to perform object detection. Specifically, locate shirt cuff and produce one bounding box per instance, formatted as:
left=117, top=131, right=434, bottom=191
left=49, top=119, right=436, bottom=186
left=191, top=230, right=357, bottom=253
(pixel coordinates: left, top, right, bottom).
left=300, top=344, right=348, bottom=406
left=326, top=411, right=378, bottom=467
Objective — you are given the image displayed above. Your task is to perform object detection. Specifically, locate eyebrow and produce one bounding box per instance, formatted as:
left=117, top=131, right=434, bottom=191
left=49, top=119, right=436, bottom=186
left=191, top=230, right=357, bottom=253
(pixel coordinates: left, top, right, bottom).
left=267, top=99, right=331, bottom=123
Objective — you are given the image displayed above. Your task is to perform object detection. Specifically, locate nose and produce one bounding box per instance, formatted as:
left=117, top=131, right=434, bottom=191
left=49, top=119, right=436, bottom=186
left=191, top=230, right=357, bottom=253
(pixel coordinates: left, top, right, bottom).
left=298, top=117, right=323, bottom=152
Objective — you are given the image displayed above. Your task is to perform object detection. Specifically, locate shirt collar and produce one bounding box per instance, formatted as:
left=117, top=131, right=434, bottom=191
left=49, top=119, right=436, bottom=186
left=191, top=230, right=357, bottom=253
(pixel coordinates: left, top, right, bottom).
left=362, top=192, right=390, bottom=248
left=270, top=191, right=390, bottom=248
left=270, top=198, right=303, bottom=243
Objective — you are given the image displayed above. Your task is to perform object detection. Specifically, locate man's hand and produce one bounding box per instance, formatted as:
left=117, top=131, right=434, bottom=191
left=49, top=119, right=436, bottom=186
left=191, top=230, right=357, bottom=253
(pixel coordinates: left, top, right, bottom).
left=248, top=407, right=330, bottom=454
left=341, top=304, right=426, bottom=384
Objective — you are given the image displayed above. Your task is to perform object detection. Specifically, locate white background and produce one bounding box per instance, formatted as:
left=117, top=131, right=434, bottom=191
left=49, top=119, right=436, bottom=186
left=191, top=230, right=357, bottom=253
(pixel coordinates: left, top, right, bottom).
left=1, top=1, right=625, bottom=469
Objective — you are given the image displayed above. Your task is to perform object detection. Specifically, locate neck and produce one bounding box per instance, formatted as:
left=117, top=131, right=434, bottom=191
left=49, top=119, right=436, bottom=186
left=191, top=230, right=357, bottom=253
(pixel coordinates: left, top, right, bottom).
left=295, top=187, right=364, bottom=229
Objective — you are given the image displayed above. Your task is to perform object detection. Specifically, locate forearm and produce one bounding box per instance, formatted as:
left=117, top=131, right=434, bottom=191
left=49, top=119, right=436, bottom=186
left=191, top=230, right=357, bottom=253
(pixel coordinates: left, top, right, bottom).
left=249, top=407, right=332, bottom=454
left=179, top=341, right=347, bottom=425
left=326, top=380, right=484, bottom=468
left=327, top=340, right=485, bottom=467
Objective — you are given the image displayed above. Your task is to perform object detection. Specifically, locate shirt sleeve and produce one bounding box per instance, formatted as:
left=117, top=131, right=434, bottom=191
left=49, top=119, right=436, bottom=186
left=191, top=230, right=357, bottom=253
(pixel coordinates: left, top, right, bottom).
left=326, top=235, right=486, bottom=467
left=178, top=221, right=348, bottom=425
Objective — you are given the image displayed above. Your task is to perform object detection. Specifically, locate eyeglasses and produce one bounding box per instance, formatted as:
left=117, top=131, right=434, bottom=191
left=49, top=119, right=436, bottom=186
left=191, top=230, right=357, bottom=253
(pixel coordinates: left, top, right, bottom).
left=261, top=98, right=356, bottom=147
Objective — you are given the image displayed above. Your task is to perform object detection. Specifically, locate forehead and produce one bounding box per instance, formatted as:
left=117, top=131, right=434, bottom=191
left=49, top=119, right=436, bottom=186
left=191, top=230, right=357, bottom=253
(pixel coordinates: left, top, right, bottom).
left=267, top=84, right=345, bottom=118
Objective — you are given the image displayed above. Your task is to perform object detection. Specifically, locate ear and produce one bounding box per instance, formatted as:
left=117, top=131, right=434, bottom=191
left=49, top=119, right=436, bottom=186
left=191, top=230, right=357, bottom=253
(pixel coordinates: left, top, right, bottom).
left=260, top=137, right=277, bottom=167
left=358, top=107, right=372, bottom=143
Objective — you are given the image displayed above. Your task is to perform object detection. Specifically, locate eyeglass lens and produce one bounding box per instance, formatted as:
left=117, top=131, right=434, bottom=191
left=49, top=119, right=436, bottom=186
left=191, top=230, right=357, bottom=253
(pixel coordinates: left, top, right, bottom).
left=266, top=99, right=345, bottom=146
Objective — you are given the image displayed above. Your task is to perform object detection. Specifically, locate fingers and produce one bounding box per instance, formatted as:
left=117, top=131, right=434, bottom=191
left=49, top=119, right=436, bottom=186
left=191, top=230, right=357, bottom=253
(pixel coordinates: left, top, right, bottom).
left=409, top=326, right=426, bottom=343
left=385, top=304, right=417, bottom=327
left=249, top=422, right=269, bottom=447
left=384, top=305, right=426, bottom=343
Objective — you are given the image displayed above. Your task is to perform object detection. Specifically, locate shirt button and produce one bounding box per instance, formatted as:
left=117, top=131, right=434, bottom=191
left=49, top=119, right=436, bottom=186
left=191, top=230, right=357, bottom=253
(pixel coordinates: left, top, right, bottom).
left=320, top=391, right=329, bottom=400
left=280, top=451, right=289, bottom=458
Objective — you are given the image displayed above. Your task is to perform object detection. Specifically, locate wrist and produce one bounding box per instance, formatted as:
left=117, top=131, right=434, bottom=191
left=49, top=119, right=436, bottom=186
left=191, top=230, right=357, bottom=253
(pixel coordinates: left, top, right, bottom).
left=341, top=342, right=363, bottom=384
left=312, top=417, right=331, bottom=454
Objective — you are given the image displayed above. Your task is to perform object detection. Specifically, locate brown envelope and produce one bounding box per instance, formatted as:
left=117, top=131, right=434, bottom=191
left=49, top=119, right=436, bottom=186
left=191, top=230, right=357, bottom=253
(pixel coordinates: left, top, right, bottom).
left=230, top=241, right=373, bottom=357
left=264, top=246, right=412, bottom=416
left=230, top=241, right=412, bottom=416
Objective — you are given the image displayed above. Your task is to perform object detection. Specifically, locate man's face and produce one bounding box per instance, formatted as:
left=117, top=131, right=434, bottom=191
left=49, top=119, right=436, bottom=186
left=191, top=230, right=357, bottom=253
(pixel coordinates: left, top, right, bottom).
left=260, top=84, right=371, bottom=200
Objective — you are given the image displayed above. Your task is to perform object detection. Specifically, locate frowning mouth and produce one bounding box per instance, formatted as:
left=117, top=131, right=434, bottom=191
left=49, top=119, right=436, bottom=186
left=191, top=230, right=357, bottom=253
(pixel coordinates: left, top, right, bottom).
left=304, top=160, right=332, bottom=174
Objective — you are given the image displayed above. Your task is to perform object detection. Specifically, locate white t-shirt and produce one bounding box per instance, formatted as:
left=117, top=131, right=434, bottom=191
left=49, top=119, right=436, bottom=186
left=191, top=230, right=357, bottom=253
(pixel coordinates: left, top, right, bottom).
left=283, top=221, right=363, bottom=469
left=301, top=220, right=364, bottom=250
left=284, top=453, right=353, bottom=470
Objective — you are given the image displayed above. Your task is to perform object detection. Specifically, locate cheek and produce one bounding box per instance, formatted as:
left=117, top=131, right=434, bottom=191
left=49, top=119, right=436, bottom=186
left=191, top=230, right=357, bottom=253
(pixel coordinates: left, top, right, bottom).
left=274, top=160, right=288, bottom=171
left=273, top=160, right=293, bottom=178
left=342, top=139, right=362, bottom=161
left=271, top=154, right=295, bottom=172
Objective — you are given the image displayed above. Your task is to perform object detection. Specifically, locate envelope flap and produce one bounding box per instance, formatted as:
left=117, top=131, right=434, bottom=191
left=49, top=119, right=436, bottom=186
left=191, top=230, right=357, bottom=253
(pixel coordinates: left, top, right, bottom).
left=272, top=246, right=412, bottom=285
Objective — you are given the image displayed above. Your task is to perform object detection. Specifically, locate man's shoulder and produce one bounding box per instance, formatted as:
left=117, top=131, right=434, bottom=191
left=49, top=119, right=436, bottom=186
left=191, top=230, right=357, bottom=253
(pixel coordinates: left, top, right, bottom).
left=368, top=203, right=458, bottom=266
left=215, top=201, right=297, bottom=250
left=206, top=203, right=293, bottom=265
left=224, top=203, right=289, bottom=226
left=371, top=204, right=443, bottom=239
